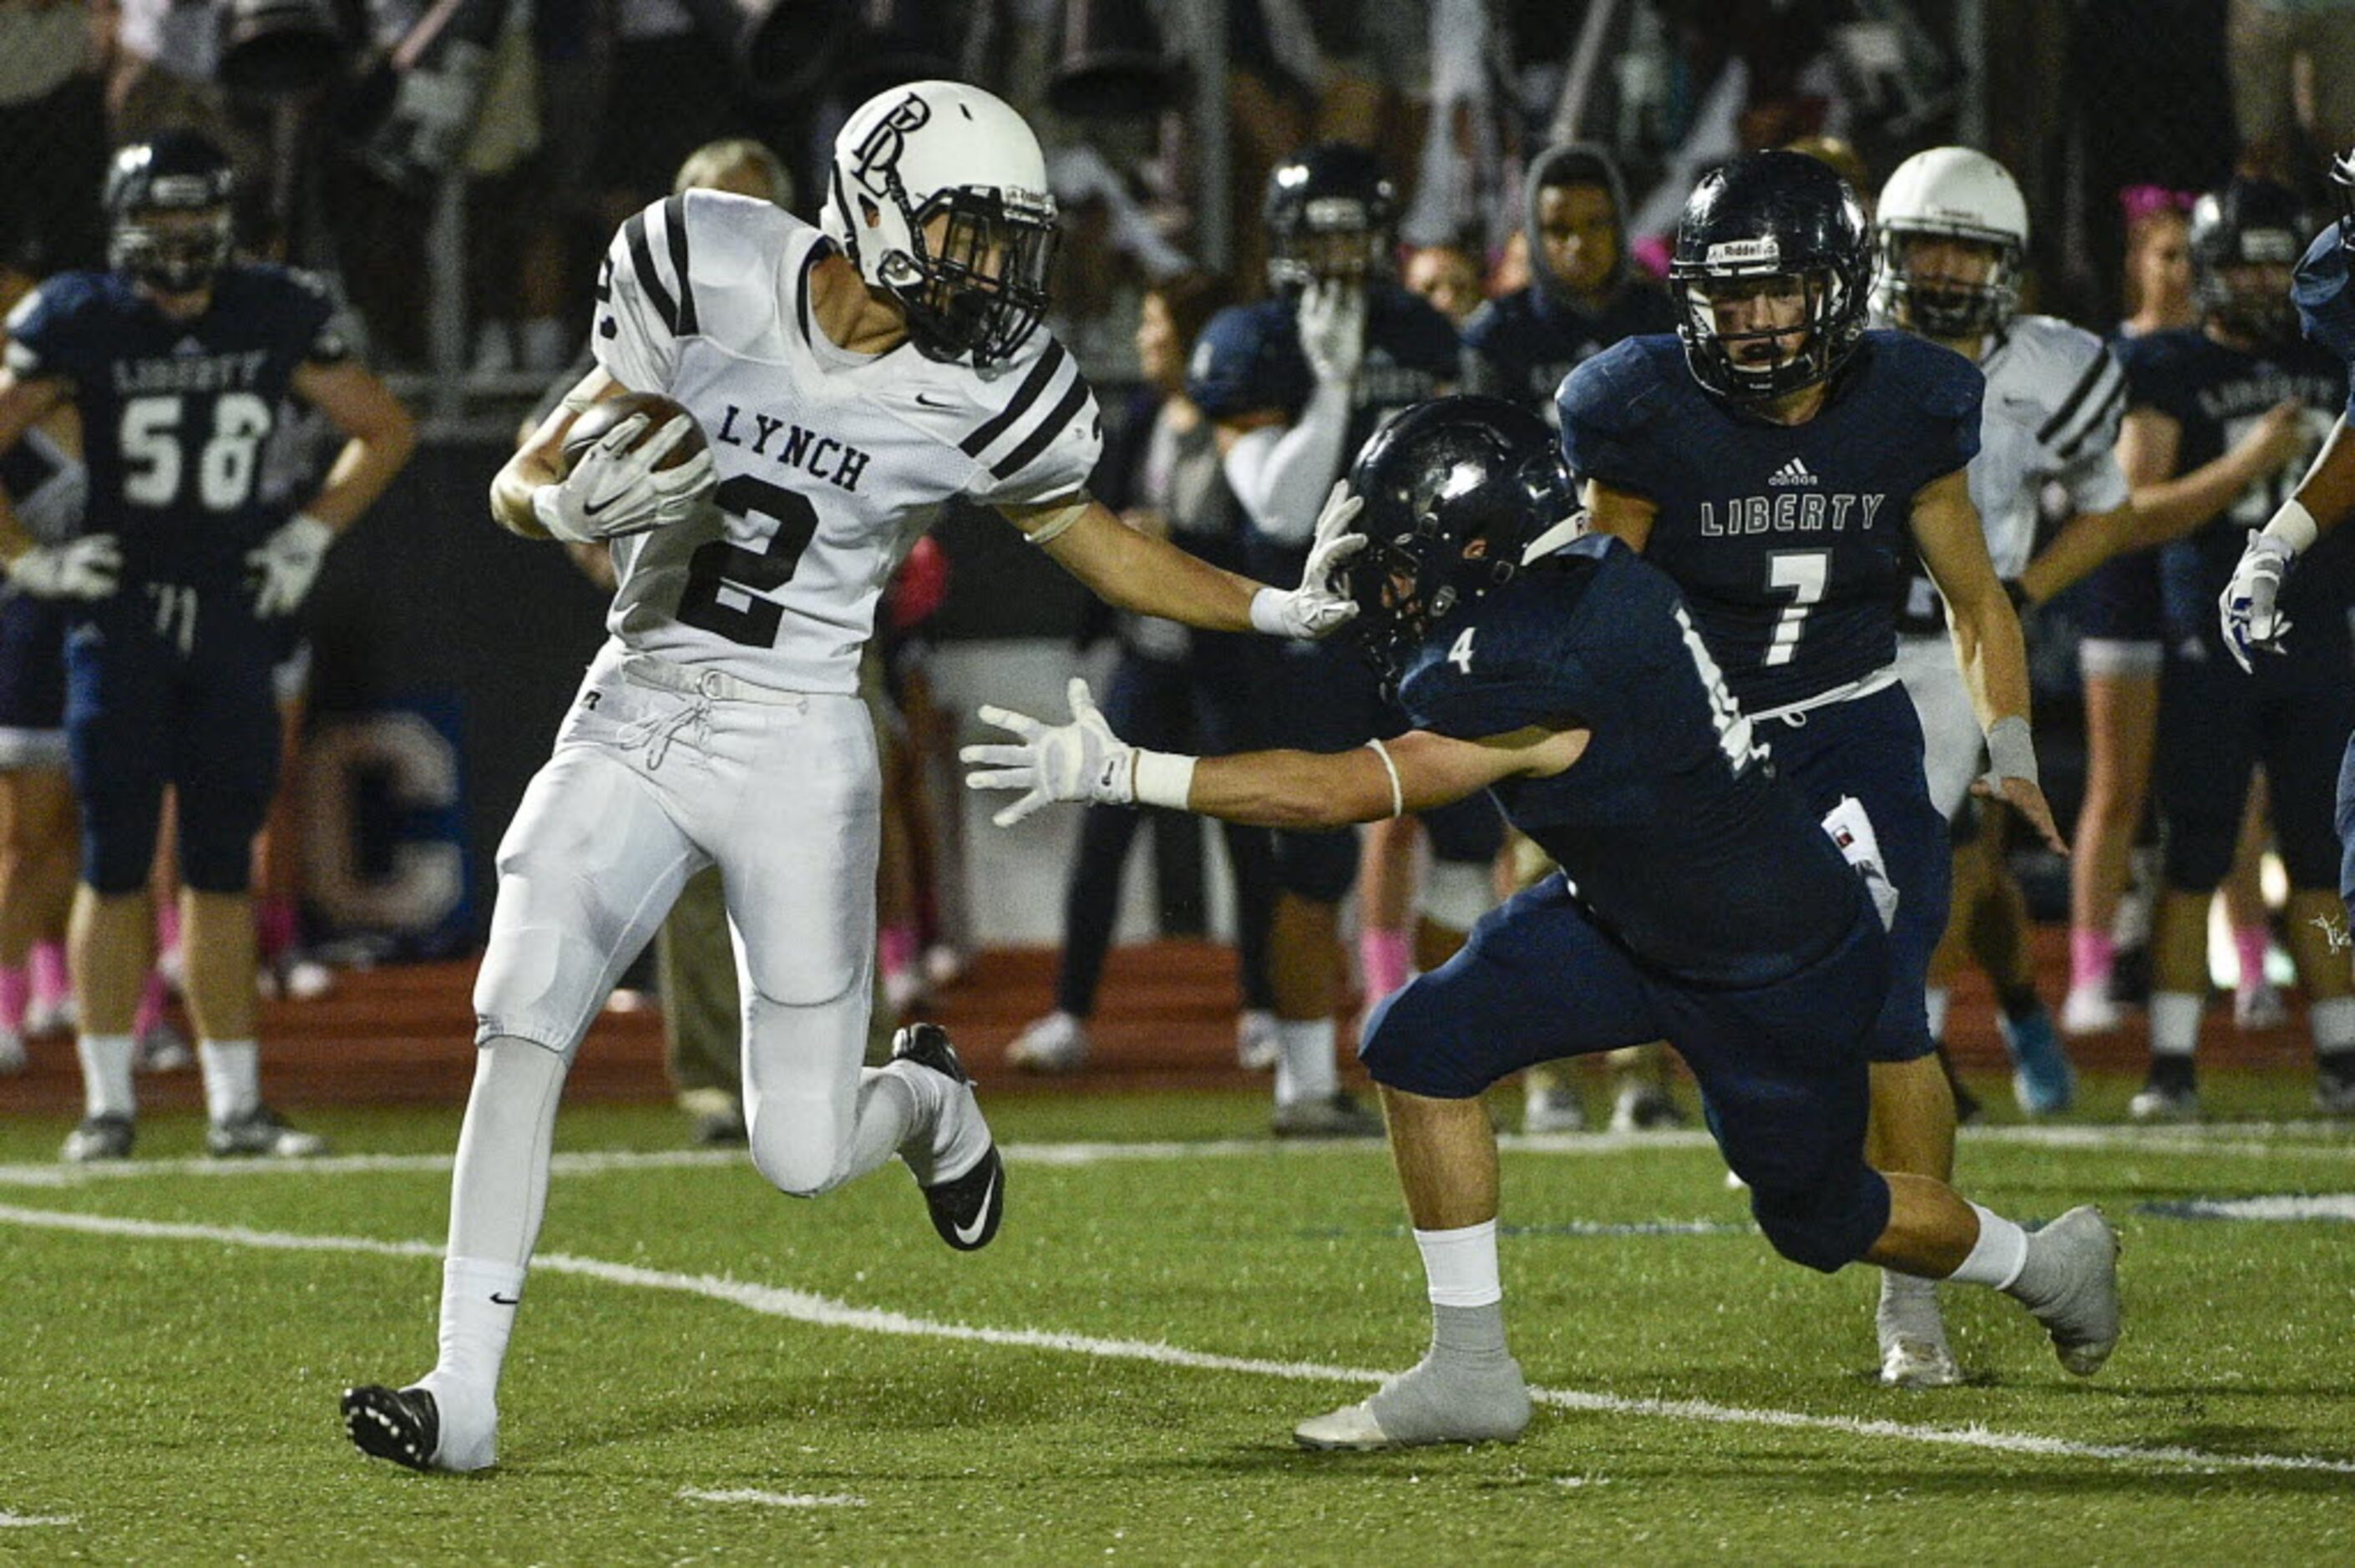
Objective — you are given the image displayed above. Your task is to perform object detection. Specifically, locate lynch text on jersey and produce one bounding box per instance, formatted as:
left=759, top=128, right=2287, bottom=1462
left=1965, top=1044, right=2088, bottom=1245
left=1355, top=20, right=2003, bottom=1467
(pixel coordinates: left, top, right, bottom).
left=1698, top=491, right=1887, bottom=536
left=710, top=404, right=874, bottom=493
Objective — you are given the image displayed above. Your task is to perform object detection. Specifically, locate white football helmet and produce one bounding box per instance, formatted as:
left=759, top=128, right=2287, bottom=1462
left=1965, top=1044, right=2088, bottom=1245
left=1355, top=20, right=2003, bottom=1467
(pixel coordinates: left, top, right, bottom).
left=824, top=80, right=1059, bottom=367
left=1876, top=146, right=2029, bottom=338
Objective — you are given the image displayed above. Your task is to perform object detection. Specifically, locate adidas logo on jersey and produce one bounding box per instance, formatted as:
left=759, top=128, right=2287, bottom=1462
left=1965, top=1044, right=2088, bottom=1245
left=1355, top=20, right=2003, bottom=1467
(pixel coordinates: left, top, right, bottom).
left=1768, top=458, right=1819, bottom=487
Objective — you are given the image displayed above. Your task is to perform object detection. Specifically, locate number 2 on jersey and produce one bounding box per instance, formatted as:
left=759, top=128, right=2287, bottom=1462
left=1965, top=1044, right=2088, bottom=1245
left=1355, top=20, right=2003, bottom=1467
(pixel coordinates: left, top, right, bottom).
left=1762, top=549, right=1829, bottom=666
left=674, top=474, right=821, bottom=646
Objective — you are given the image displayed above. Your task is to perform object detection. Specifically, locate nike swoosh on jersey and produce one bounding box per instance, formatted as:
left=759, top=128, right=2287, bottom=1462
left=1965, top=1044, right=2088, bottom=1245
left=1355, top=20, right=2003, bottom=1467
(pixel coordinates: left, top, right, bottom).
left=914, top=392, right=958, bottom=410
left=952, top=1170, right=999, bottom=1246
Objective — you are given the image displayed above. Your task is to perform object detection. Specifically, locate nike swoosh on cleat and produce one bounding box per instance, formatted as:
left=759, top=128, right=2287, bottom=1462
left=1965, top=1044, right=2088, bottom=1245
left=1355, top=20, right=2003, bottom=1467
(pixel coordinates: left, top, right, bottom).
left=952, top=1170, right=999, bottom=1246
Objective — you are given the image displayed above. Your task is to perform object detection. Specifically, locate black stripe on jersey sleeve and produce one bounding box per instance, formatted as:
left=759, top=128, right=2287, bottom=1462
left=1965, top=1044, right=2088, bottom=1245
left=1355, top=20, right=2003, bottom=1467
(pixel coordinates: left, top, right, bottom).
left=2036, top=350, right=2114, bottom=445
left=960, top=341, right=1068, bottom=458
left=661, top=196, right=699, bottom=336
left=990, top=374, right=1091, bottom=481
left=624, top=210, right=681, bottom=336
left=2053, top=375, right=2127, bottom=461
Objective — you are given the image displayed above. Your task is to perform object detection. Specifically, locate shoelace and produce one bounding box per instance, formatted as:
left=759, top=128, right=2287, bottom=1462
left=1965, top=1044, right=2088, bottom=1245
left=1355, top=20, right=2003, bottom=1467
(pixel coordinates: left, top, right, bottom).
left=618, top=675, right=718, bottom=771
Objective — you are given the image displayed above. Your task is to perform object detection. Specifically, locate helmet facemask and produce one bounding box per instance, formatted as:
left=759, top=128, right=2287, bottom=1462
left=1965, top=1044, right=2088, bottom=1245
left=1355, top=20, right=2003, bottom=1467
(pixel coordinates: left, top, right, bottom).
left=1880, top=225, right=2021, bottom=339
left=853, top=176, right=1058, bottom=367
left=1673, top=261, right=1864, bottom=403
left=1269, top=201, right=1390, bottom=295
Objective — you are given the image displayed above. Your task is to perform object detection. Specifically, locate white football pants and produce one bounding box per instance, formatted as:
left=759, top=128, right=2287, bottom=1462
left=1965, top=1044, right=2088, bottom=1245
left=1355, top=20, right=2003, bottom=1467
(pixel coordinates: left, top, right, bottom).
left=1893, top=631, right=1983, bottom=823
left=474, top=643, right=882, bottom=1194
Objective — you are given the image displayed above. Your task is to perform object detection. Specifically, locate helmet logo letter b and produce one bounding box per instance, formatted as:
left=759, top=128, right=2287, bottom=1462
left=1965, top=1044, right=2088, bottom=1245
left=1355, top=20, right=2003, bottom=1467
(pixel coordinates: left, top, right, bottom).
left=851, top=93, right=934, bottom=195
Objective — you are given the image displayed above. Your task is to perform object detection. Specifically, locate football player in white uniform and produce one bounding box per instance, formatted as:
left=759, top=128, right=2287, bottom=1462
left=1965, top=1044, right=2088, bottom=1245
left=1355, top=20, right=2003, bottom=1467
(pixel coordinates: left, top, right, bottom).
left=342, top=80, right=1364, bottom=1474
left=1871, top=147, right=2145, bottom=1382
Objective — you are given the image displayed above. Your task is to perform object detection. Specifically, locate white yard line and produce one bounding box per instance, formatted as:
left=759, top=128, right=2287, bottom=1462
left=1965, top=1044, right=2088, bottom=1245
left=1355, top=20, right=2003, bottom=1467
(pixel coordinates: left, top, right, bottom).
left=0, top=1513, right=76, bottom=1528
left=2, top=1201, right=2349, bottom=1478
left=678, top=1488, right=867, bottom=1508
left=0, top=1120, right=2347, bottom=1190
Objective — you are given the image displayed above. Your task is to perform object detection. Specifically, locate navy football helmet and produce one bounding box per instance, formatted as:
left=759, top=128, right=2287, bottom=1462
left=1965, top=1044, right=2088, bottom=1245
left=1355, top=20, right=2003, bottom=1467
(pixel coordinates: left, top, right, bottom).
left=1341, top=396, right=1578, bottom=685
left=2188, top=178, right=2306, bottom=346
left=1669, top=150, right=1872, bottom=403
left=1264, top=143, right=1396, bottom=295
left=105, top=131, right=236, bottom=296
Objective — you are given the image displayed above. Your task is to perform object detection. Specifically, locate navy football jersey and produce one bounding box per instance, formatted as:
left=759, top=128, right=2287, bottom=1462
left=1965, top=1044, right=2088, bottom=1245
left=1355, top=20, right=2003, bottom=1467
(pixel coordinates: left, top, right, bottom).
left=1187, top=282, right=1459, bottom=574
left=1558, top=331, right=1982, bottom=713
left=1398, top=534, right=1865, bottom=988
left=2294, top=223, right=2355, bottom=419
left=1461, top=281, right=1678, bottom=427
left=3, top=264, right=342, bottom=593
left=2114, top=321, right=2348, bottom=647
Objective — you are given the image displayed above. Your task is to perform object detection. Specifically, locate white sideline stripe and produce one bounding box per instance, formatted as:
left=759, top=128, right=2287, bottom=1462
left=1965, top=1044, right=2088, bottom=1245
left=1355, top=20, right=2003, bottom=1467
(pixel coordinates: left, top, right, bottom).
left=0, top=1120, right=2347, bottom=1189
left=0, top=1513, right=76, bottom=1528
left=2158, top=1194, right=2355, bottom=1222
left=679, top=1488, right=866, bottom=1509
left=3, top=1203, right=2351, bottom=1478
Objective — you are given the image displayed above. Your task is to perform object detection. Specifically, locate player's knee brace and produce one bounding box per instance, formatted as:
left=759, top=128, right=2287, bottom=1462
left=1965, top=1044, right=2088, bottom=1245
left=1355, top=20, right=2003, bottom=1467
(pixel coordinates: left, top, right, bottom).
left=1416, top=857, right=1495, bottom=935
left=1748, top=1177, right=1881, bottom=1275
left=1273, top=827, right=1358, bottom=903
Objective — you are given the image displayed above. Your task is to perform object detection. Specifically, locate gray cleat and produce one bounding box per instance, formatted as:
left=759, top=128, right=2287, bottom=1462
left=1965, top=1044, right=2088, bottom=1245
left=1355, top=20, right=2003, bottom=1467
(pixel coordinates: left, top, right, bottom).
left=1294, top=1353, right=1531, bottom=1450
left=2024, top=1206, right=2122, bottom=1376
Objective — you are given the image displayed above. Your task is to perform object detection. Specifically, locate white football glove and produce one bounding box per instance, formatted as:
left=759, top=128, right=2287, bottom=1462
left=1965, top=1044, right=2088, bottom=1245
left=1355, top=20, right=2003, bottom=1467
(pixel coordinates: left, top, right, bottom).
left=8, top=534, right=121, bottom=600
left=2219, top=530, right=2296, bottom=673
left=962, top=678, right=1137, bottom=827
left=1249, top=481, right=1367, bottom=640
left=534, top=413, right=717, bottom=544
left=1296, top=279, right=1366, bottom=386
left=246, top=513, right=336, bottom=617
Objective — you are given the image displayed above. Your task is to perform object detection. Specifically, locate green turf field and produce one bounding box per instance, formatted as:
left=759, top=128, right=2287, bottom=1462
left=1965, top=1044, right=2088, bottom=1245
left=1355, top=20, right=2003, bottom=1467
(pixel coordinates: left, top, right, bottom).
left=2, top=1075, right=2351, bottom=1565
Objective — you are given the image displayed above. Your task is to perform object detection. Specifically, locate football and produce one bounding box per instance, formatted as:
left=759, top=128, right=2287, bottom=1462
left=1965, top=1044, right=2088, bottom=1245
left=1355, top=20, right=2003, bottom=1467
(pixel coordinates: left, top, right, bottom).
left=560, top=391, right=707, bottom=473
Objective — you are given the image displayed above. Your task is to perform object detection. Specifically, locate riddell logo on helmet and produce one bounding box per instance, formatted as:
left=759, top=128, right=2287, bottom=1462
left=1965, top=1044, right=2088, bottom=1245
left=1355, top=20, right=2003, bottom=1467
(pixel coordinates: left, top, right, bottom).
left=1706, top=236, right=1780, bottom=266
left=851, top=93, right=934, bottom=195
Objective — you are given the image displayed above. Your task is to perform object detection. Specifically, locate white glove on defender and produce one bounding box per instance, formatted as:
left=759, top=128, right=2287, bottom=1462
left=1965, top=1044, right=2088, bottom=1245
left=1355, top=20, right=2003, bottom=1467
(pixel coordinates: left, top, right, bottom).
left=2219, top=529, right=2296, bottom=672
left=534, top=413, right=717, bottom=544
left=246, top=513, right=336, bottom=616
left=1249, top=482, right=1367, bottom=640
left=964, top=678, right=1140, bottom=827
left=1295, top=280, right=1367, bottom=386
left=8, top=534, right=121, bottom=599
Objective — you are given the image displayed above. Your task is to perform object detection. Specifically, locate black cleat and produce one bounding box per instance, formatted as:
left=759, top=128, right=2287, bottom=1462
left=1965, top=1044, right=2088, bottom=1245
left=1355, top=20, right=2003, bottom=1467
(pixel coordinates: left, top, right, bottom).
left=892, top=1024, right=1005, bottom=1252
left=342, top=1384, right=440, bottom=1472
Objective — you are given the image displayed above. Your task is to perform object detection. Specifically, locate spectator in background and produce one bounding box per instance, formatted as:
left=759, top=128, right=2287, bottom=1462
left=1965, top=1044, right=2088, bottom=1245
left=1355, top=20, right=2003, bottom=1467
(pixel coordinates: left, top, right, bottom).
left=0, top=0, right=109, bottom=272
left=0, top=239, right=87, bottom=1073
left=2063, top=187, right=2286, bottom=1034
left=1403, top=244, right=1485, bottom=327
left=2230, top=0, right=2355, bottom=188
left=1005, top=271, right=1279, bottom=1075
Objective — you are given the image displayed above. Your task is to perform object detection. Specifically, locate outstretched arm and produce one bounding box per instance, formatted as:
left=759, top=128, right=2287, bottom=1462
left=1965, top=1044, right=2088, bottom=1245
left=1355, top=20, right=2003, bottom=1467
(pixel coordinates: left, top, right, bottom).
left=1002, top=480, right=1367, bottom=641
left=961, top=677, right=1585, bottom=829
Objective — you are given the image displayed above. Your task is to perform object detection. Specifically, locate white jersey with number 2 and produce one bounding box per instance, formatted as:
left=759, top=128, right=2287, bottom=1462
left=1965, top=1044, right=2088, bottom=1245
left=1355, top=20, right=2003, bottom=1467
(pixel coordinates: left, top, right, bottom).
left=590, top=190, right=1102, bottom=693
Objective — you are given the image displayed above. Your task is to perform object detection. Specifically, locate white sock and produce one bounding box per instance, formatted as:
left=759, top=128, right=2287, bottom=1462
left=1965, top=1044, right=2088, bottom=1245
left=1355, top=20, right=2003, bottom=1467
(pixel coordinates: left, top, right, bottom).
left=1946, top=1201, right=2028, bottom=1289
left=1413, top=1219, right=1502, bottom=1308
left=1274, top=1018, right=1338, bottom=1107
left=2150, top=991, right=2203, bottom=1057
left=448, top=1038, right=569, bottom=1267
left=76, top=1033, right=135, bottom=1120
left=2311, top=996, right=2355, bottom=1054
left=1923, top=987, right=1950, bottom=1040
left=197, top=1038, right=260, bottom=1123
left=423, top=1255, right=522, bottom=1470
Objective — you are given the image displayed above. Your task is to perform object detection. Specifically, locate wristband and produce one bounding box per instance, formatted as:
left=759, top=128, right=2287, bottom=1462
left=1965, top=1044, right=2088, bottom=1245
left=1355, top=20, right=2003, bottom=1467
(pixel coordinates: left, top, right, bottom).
left=1365, top=737, right=1405, bottom=819
left=1983, top=715, right=2038, bottom=787
left=532, top=484, right=587, bottom=544
left=2260, top=497, right=2318, bottom=554
left=1132, top=749, right=1198, bottom=810
left=1248, top=585, right=1289, bottom=636
left=1022, top=497, right=1086, bottom=547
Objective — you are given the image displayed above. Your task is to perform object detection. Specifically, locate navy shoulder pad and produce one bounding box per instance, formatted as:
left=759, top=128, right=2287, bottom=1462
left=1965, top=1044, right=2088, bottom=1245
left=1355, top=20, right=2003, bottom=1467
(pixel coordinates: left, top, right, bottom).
left=1557, top=336, right=1675, bottom=436
left=1865, top=329, right=1983, bottom=421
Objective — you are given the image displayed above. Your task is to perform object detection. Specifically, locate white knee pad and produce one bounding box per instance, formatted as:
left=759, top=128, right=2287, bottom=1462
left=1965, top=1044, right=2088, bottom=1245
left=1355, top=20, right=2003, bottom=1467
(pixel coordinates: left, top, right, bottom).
left=742, top=982, right=871, bottom=1198
left=1418, top=857, right=1496, bottom=935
